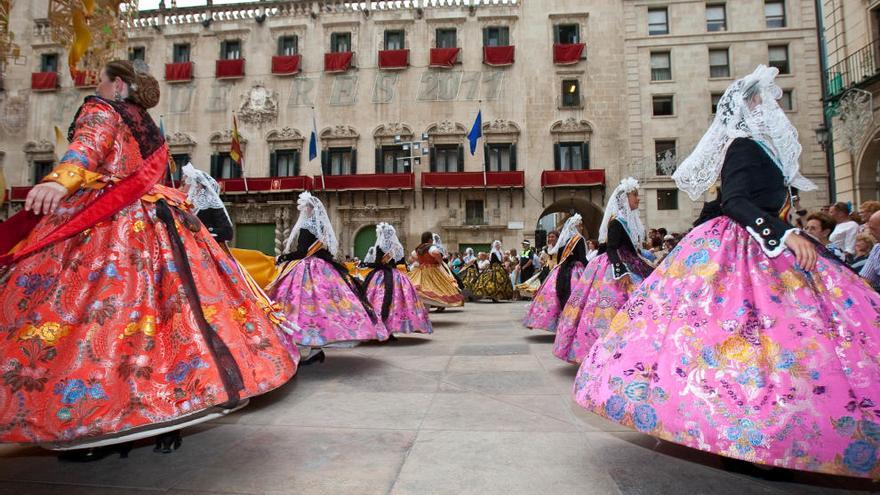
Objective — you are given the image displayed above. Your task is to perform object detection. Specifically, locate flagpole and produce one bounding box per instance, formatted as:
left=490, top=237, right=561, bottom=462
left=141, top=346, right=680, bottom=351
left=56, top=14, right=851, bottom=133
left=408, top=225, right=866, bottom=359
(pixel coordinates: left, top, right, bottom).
left=479, top=100, right=486, bottom=188
left=312, top=106, right=325, bottom=191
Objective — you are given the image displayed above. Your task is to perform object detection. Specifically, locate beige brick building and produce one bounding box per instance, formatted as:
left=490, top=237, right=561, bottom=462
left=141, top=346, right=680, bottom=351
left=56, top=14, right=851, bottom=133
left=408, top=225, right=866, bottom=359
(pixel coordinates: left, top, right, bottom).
left=0, top=0, right=828, bottom=257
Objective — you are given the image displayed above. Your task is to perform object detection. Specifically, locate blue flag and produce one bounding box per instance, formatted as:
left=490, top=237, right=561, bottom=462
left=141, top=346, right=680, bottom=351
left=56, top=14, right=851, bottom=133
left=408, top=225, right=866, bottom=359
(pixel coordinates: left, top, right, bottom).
left=467, top=110, right=482, bottom=156
left=309, top=114, right=318, bottom=162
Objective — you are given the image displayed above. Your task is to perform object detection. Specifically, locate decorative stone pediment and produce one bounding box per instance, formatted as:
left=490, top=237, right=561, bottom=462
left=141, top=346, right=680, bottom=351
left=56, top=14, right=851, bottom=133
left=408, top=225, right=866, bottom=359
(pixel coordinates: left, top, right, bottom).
left=373, top=123, right=414, bottom=146
left=165, top=131, right=196, bottom=149
left=266, top=127, right=305, bottom=151
left=550, top=118, right=593, bottom=142
left=482, top=119, right=520, bottom=143
left=24, top=139, right=55, bottom=155
left=238, top=83, right=278, bottom=126
left=428, top=120, right=467, bottom=136
left=320, top=125, right=359, bottom=148
left=209, top=130, right=248, bottom=152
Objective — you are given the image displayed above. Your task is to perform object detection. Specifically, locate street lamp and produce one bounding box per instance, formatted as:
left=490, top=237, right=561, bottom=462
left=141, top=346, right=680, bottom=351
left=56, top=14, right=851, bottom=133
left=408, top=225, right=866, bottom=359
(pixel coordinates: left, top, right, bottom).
left=815, top=123, right=830, bottom=151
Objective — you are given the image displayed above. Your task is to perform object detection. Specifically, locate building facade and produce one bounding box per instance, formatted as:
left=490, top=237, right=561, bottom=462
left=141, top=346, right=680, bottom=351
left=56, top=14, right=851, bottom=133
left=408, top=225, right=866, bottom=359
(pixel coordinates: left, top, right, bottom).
left=0, top=0, right=828, bottom=257
left=822, top=0, right=880, bottom=205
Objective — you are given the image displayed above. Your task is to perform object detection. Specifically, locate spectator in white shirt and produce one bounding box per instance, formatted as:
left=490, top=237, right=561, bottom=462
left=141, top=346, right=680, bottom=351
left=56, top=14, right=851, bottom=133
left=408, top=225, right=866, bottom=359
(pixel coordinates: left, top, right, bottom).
left=860, top=211, right=880, bottom=292
left=828, top=202, right=859, bottom=256
left=804, top=212, right=846, bottom=262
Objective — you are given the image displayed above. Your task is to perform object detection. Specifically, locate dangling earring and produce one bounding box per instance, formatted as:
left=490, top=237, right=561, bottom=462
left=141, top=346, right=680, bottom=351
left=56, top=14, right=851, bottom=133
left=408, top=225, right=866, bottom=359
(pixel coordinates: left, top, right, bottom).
left=113, top=89, right=122, bottom=101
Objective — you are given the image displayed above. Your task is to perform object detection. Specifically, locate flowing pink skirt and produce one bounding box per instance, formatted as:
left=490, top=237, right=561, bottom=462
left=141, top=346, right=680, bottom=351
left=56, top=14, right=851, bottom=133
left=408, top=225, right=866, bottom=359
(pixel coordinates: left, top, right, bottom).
left=573, top=216, right=880, bottom=478
left=365, top=269, right=433, bottom=335
left=269, top=257, right=389, bottom=349
left=553, top=254, right=639, bottom=364
left=522, top=262, right=586, bottom=332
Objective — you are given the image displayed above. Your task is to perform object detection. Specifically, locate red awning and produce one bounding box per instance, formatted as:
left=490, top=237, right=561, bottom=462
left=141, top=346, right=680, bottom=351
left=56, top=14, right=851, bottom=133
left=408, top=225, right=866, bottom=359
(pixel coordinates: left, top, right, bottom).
left=165, top=62, right=193, bottom=82
left=324, top=52, right=353, bottom=73
left=215, top=59, right=245, bottom=79
left=73, top=70, right=99, bottom=87
left=540, top=169, right=606, bottom=188
left=422, top=171, right=525, bottom=189
left=31, top=72, right=58, bottom=91
left=378, top=49, right=409, bottom=69
left=271, top=55, right=302, bottom=75
left=219, top=176, right=313, bottom=194
left=483, top=46, right=515, bottom=66
left=312, top=173, right=414, bottom=191
left=553, top=43, right=585, bottom=65
left=429, top=47, right=460, bottom=68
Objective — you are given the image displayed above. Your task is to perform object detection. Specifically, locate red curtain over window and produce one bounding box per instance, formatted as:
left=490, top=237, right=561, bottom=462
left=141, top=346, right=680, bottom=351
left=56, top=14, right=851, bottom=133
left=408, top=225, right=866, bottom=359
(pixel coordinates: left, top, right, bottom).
left=73, top=70, right=99, bottom=87
left=215, top=59, right=245, bottom=78
left=324, top=52, right=353, bottom=73
left=422, top=171, right=524, bottom=188
left=165, top=62, right=193, bottom=82
left=378, top=49, right=409, bottom=69
left=312, top=173, right=414, bottom=191
left=483, top=46, right=515, bottom=66
left=429, top=47, right=460, bottom=68
left=553, top=43, right=585, bottom=65
left=31, top=72, right=58, bottom=90
left=540, top=170, right=606, bottom=188
left=271, top=55, right=302, bottom=75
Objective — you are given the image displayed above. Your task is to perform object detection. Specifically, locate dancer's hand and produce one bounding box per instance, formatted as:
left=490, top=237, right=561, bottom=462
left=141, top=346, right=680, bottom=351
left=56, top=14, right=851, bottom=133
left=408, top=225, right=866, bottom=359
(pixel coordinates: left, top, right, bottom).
left=25, top=182, right=68, bottom=216
left=784, top=232, right=817, bottom=272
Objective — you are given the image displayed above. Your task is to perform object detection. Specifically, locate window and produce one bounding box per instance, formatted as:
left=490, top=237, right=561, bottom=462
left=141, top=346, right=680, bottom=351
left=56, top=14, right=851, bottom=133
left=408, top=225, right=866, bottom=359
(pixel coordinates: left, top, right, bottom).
left=780, top=90, right=793, bottom=111
left=331, top=32, right=352, bottom=53
left=378, top=145, right=409, bottom=174
left=486, top=143, right=516, bottom=172
left=483, top=26, right=510, bottom=47
left=431, top=144, right=462, bottom=173
left=384, top=30, right=405, bottom=50
left=221, top=40, right=241, bottom=60
left=33, top=160, right=55, bottom=184
left=465, top=200, right=484, bottom=225
left=561, top=79, right=581, bottom=107
left=652, top=95, right=674, bottom=116
left=278, top=36, right=298, bottom=56
left=555, top=142, right=590, bottom=171
left=211, top=152, right=241, bottom=179
left=554, top=24, right=580, bottom=44
left=272, top=149, right=300, bottom=176
left=436, top=28, right=457, bottom=48
left=648, top=8, right=669, bottom=35
left=706, top=4, right=726, bottom=32
left=327, top=147, right=355, bottom=175
left=39, top=53, right=58, bottom=73
left=709, top=48, right=730, bottom=78
left=128, top=46, right=145, bottom=62
left=173, top=43, right=191, bottom=63
left=765, top=1, right=786, bottom=28
left=657, top=188, right=679, bottom=210
left=650, top=51, right=672, bottom=81
left=769, top=45, right=790, bottom=74
left=168, top=153, right=189, bottom=182
left=655, top=140, right=677, bottom=175
left=711, top=93, right=723, bottom=114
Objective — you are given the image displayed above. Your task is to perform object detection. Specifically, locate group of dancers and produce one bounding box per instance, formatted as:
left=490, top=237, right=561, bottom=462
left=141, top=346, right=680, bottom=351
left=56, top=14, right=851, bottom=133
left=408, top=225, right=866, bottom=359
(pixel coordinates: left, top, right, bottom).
left=523, top=65, right=880, bottom=480
left=0, top=59, right=877, bottom=480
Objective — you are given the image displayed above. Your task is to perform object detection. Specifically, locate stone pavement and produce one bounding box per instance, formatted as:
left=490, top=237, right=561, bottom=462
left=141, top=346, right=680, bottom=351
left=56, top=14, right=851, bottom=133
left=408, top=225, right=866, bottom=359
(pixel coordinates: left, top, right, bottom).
left=0, top=302, right=876, bottom=495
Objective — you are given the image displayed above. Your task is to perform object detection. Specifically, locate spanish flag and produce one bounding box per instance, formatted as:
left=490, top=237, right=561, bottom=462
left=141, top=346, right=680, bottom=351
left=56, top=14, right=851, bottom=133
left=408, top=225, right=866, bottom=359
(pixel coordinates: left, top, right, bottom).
left=230, top=114, right=244, bottom=171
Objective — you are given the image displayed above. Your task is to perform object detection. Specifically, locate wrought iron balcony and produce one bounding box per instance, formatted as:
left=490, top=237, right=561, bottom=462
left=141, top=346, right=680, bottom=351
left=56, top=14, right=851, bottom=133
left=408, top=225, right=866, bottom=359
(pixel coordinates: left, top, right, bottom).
left=826, top=39, right=880, bottom=99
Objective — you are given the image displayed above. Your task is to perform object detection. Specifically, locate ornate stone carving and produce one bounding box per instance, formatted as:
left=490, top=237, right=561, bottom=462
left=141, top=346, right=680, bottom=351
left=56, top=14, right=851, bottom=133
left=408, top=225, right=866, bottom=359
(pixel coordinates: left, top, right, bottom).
left=837, top=88, right=874, bottom=155
left=166, top=131, right=196, bottom=147
left=24, top=139, right=55, bottom=154
left=267, top=127, right=304, bottom=141
left=320, top=125, right=359, bottom=139
left=209, top=130, right=249, bottom=145
left=238, top=83, right=278, bottom=126
left=373, top=122, right=413, bottom=138
left=0, top=96, right=28, bottom=136
left=432, top=120, right=465, bottom=135
left=482, top=119, right=520, bottom=135
left=550, top=117, right=592, bottom=134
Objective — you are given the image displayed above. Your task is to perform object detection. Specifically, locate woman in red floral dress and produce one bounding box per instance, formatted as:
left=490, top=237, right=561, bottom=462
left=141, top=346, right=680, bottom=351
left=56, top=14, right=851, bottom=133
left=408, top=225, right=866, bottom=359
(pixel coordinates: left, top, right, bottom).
left=0, top=61, right=297, bottom=459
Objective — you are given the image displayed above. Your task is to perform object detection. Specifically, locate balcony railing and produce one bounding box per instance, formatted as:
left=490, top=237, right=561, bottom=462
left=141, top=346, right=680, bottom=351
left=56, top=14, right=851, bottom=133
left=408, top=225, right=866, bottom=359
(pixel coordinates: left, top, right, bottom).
left=826, top=39, right=880, bottom=98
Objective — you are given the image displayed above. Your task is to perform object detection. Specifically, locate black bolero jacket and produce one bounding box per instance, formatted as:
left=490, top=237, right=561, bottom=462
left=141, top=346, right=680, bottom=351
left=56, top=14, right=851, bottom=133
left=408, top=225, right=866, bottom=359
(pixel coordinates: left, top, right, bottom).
left=720, top=138, right=794, bottom=256
left=605, top=218, right=637, bottom=279
left=196, top=208, right=233, bottom=243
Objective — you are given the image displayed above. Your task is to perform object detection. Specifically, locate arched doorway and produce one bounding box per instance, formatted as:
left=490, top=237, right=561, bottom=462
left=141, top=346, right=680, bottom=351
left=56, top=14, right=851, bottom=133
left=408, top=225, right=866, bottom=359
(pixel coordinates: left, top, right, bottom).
left=353, top=225, right=377, bottom=260
left=856, top=130, right=880, bottom=202
left=534, top=197, right=604, bottom=248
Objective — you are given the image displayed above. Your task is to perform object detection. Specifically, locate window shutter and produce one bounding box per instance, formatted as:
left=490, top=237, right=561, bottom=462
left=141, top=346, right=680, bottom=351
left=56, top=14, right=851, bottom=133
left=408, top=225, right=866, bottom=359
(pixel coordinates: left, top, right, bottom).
left=553, top=143, right=561, bottom=171
left=582, top=142, right=590, bottom=170
left=269, top=151, right=278, bottom=177
left=321, top=150, right=329, bottom=175
left=457, top=144, right=464, bottom=173
left=375, top=147, right=383, bottom=174
left=276, top=37, right=283, bottom=56
left=294, top=150, right=301, bottom=176
left=482, top=28, right=488, bottom=46
left=351, top=148, right=358, bottom=174
left=511, top=144, right=518, bottom=171
left=429, top=146, right=436, bottom=172
left=501, top=27, right=509, bottom=46
left=220, top=40, right=227, bottom=59
left=553, top=25, right=560, bottom=44
left=483, top=143, right=489, bottom=172
left=210, top=154, right=219, bottom=178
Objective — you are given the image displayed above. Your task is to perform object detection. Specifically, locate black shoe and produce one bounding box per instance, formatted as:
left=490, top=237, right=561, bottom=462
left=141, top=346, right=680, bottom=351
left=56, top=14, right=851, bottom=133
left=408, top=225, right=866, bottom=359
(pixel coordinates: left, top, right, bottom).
left=302, top=349, right=326, bottom=366
left=153, top=430, right=182, bottom=454
left=386, top=334, right=398, bottom=342
left=58, top=441, right=134, bottom=462
left=720, top=456, right=795, bottom=482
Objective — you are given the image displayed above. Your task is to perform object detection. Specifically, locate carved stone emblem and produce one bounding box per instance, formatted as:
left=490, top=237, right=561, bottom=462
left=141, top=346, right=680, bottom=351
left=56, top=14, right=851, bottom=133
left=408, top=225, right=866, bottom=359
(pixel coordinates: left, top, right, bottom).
left=238, top=83, right=278, bottom=126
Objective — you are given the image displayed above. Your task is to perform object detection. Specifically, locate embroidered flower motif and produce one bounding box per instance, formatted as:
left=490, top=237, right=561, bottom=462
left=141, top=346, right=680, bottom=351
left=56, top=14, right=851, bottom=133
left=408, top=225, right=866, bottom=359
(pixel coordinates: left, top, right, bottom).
left=632, top=404, right=658, bottom=431
left=122, top=315, right=156, bottom=338
left=604, top=395, right=626, bottom=421
left=132, top=220, right=145, bottom=233
left=165, top=356, right=209, bottom=385
left=18, top=322, right=71, bottom=346
left=720, top=335, right=755, bottom=363
left=843, top=440, right=878, bottom=474
left=624, top=381, right=650, bottom=402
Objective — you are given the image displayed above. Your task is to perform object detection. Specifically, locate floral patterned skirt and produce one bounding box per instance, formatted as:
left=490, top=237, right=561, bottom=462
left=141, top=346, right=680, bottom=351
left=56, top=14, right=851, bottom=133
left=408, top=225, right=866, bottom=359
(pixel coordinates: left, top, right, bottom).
left=365, top=269, right=433, bottom=335
left=522, top=262, right=586, bottom=333
left=573, top=216, right=880, bottom=478
left=270, top=257, right=389, bottom=349
left=407, top=264, right=464, bottom=308
left=472, top=263, right=515, bottom=301
left=553, top=254, right=639, bottom=364
left=0, top=199, right=297, bottom=446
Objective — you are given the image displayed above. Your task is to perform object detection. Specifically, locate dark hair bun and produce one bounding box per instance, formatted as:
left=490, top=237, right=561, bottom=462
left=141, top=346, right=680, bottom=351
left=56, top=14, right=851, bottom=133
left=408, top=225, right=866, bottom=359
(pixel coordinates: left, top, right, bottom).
left=131, top=72, right=160, bottom=109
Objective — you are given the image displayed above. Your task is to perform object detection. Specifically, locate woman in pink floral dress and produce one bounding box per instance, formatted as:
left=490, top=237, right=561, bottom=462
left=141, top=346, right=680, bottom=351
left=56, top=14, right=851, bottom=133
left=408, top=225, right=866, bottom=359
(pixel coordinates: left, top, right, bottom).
left=573, top=66, right=880, bottom=478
